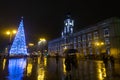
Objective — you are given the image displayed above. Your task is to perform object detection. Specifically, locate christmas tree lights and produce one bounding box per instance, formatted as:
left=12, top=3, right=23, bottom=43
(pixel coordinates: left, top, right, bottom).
left=9, top=17, right=28, bottom=55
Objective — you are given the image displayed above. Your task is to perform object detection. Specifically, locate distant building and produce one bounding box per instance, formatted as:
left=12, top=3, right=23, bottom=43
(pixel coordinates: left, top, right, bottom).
left=48, top=16, right=120, bottom=59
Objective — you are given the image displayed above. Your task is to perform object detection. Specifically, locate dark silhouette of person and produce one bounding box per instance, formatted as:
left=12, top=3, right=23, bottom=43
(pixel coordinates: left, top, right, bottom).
left=65, top=54, right=78, bottom=72
left=102, top=54, right=108, bottom=64
left=70, top=55, right=78, bottom=69
left=65, top=55, right=72, bottom=80
left=110, top=56, right=115, bottom=66
left=65, top=55, right=72, bottom=72
left=64, top=54, right=78, bottom=80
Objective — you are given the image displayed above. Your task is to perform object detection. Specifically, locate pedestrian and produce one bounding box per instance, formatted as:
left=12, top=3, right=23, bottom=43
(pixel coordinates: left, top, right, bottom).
left=64, top=54, right=73, bottom=80
left=65, top=55, right=72, bottom=72
left=71, top=54, right=78, bottom=69
left=102, top=54, right=108, bottom=64
left=65, top=54, right=78, bottom=71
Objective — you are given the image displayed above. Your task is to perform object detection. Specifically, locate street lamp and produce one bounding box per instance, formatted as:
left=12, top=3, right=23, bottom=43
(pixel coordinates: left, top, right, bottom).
left=38, top=38, right=46, bottom=46
left=6, top=30, right=17, bottom=43
left=28, top=43, right=35, bottom=55
left=95, top=42, right=104, bottom=47
left=94, top=41, right=104, bottom=55
left=28, top=43, right=34, bottom=47
left=6, top=30, right=17, bottom=54
left=38, top=38, right=47, bottom=56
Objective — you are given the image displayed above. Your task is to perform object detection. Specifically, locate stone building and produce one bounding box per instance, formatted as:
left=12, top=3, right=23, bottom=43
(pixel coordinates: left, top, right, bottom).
left=48, top=16, right=120, bottom=59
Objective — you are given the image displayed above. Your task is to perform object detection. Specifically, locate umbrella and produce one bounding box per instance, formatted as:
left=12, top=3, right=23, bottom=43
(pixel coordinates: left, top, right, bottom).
left=64, top=49, right=78, bottom=55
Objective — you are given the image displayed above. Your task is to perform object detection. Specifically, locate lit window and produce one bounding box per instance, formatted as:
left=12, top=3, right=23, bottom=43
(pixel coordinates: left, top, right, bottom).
left=65, top=23, right=67, bottom=26
left=94, top=31, right=99, bottom=40
left=78, top=43, right=81, bottom=48
left=67, top=26, right=69, bottom=32
left=82, top=35, right=86, bottom=42
left=74, top=43, right=77, bottom=49
left=87, top=33, right=92, bottom=41
left=64, top=27, right=66, bottom=33
left=82, top=42, right=86, bottom=48
left=74, top=38, right=76, bottom=43
left=61, top=32, right=63, bottom=37
left=88, top=42, right=92, bottom=47
left=71, top=28, right=73, bottom=33
left=78, top=36, right=81, bottom=42
left=105, top=38, right=110, bottom=45
left=104, top=28, right=109, bottom=37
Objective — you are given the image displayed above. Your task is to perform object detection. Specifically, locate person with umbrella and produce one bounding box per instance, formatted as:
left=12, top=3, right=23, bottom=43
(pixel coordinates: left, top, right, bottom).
left=64, top=49, right=78, bottom=71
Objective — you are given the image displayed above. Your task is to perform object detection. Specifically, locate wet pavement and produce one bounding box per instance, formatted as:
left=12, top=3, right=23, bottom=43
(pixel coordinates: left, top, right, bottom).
left=0, top=57, right=120, bottom=80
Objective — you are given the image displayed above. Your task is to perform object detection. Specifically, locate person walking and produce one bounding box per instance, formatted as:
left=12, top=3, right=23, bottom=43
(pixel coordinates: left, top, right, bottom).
left=65, top=55, right=72, bottom=72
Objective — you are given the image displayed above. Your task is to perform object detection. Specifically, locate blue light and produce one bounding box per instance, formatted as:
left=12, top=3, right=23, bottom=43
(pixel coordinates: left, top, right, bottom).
left=9, top=17, right=28, bottom=55
left=7, top=58, right=27, bottom=80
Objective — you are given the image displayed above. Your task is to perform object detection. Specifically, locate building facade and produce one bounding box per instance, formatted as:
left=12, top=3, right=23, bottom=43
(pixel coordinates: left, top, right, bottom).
left=48, top=16, right=120, bottom=59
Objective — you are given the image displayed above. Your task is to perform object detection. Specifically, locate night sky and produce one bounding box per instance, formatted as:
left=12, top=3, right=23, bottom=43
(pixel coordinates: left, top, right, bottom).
left=0, top=0, right=120, bottom=50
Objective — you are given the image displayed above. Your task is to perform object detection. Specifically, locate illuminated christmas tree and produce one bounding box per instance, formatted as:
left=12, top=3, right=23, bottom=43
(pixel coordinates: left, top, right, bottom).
left=9, top=17, right=28, bottom=55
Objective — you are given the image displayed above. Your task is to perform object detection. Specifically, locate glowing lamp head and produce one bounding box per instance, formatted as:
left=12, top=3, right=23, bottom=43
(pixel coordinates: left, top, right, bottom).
left=95, top=42, right=104, bottom=46
left=96, top=42, right=100, bottom=46
left=28, top=43, right=34, bottom=46
left=64, top=46, right=67, bottom=50
left=101, top=42, right=104, bottom=45
left=6, top=30, right=17, bottom=35
left=40, top=38, right=46, bottom=42
left=12, top=30, right=17, bottom=34
left=6, top=31, right=10, bottom=35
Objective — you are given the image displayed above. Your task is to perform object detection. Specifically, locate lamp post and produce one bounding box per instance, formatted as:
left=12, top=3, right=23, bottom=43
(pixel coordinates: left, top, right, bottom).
left=6, top=30, right=17, bottom=54
left=38, top=38, right=47, bottom=56
left=6, top=30, right=17, bottom=43
left=94, top=41, right=104, bottom=55
left=28, top=43, right=34, bottom=50
left=28, top=43, right=35, bottom=55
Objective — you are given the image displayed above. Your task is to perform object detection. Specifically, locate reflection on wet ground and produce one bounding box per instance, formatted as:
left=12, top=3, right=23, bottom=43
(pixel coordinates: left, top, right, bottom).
left=0, top=57, right=120, bottom=80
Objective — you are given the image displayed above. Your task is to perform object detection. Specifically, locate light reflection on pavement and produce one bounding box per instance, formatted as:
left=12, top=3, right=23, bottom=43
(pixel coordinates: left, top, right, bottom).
left=0, top=57, right=120, bottom=80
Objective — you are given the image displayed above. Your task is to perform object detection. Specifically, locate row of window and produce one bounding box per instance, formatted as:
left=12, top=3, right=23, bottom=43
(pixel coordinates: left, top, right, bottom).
left=49, top=28, right=110, bottom=53
left=74, top=28, right=110, bottom=43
